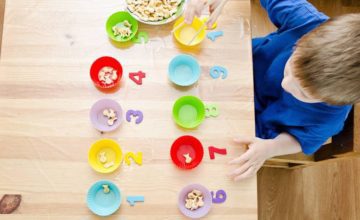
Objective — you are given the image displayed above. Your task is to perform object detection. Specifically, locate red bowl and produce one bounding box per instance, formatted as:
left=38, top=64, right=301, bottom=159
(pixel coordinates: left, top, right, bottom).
left=90, top=56, right=123, bottom=92
left=170, top=135, right=204, bottom=170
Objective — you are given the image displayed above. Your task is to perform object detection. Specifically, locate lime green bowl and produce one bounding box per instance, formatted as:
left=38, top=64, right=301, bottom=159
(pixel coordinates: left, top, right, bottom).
left=106, top=11, right=139, bottom=42
left=172, top=96, right=205, bottom=129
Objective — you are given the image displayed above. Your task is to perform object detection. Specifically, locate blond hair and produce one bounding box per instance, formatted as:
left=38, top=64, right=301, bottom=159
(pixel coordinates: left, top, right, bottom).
left=293, top=13, right=360, bottom=105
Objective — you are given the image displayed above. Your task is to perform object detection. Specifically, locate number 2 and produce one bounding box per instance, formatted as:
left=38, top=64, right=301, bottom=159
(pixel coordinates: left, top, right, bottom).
left=124, top=152, right=143, bottom=166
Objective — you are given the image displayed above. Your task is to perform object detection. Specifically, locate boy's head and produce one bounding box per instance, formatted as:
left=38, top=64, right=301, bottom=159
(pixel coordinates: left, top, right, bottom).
left=281, top=13, right=360, bottom=105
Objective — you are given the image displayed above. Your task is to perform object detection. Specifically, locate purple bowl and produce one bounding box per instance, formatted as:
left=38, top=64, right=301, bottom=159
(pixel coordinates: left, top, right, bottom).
left=90, top=99, right=123, bottom=132
left=178, top=184, right=212, bottom=219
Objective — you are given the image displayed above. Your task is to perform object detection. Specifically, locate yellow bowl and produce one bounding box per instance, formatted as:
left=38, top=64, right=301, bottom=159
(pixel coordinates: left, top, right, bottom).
left=88, top=139, right=123, bottom=174
left=173, top=17, right=206, bottom=46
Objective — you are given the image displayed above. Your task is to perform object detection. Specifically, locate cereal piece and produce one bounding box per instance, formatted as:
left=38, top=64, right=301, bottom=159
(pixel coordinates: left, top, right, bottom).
left=98, top=66, right=117, bottom=85
left=123, top=20, right=132, bottom=28
left=187, top=192, right=196, bottom=199
left=103, top=109, right=110, bottom=117
left=104, top=77, right=112, bottom=85
left=0, top=195, right=21, bottom=214
left=185, top=190, right=204, bottom=211
left=102, top=185, right=110, bottom=194
left=185, top=199, right=194, bottom=209
left=128, top=4, right=135, bottom=12
left=112, top=20, right=133, bottom=38
left=111, top=71, right=118, bottom=80
left=99, top=152, right=107, bottom=164
left=197, top=196, right=204, bottom=207
left=193, top=190, right=202, bottom=197
left=108, top=117, right=118, bottom=126
left=104, top=161, right=114, bottom=168
left=103, top=108, right=118, bottom=126
left=183, top=153, right=192, bottom=164
left=108, top=109, right=116, bottom=118
left=99, top=70, right=106, bottom=79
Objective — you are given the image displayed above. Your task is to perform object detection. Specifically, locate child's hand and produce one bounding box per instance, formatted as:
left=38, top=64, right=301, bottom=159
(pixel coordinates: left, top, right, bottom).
left=228, top=137, right=275, bottom=181
left=184, top=0, right=227, bottom=28
left=184, top=0, right=207, bottom=24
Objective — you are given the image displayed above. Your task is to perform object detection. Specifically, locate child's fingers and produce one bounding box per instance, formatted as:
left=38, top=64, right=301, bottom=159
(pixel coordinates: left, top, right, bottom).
left=209, top=5, right=214, bottom=14
left=233, top=166, right=256, bottom=181
left=233, top=136, right=254, bottom=146
left=184, top=7, right=196, bottom=24
left=228, top=161, right=251, bottom=177
left=228, top=148, right=253, bottom=165
left=207, top=0, right=224, bottom=28
left=206, top=14, right=220, bottom=28
left=209, top=1, right=220, bottom=13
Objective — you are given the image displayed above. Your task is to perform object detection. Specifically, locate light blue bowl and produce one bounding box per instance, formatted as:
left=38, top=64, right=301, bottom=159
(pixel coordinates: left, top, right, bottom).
left=87, top=180, right=122, bottom=216
left=168, top=54, right=201, bottom=87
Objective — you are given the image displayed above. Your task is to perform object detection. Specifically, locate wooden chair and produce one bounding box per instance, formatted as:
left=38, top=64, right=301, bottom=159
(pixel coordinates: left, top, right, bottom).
left=264, top=104, right=360, bottom=169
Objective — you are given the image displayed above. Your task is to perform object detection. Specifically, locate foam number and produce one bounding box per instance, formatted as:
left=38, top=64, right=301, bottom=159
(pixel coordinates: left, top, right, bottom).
left=210, top=66, right=228, bottom=79
left=129, top=71, right=146, bottom=85
left=124, top=152, right=143, bottom=166
left=208, top=146, right=227, bottom=160
left=126, top=110, right=144, bottom=124
left=211, top=190, right=227, bottom=203
left=205, top=104, right=219, bottom=118
left=206, top=31, right=224, bottom=42
left=127, top=195, right=145, bottom=206
left=131, top=31, right=149, bottom=44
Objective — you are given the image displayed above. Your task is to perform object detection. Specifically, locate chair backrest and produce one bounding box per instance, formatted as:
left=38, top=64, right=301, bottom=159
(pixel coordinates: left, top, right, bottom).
left=315, top=104, right=360, bottom=160
left=264, top=104, right=360, bottom=169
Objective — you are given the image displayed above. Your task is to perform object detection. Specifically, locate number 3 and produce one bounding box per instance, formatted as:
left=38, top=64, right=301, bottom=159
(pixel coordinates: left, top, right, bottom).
left=126, top=110, right=144, bottom=124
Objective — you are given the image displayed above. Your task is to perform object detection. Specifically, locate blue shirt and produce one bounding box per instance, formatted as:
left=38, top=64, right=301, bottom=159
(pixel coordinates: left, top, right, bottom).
left=253, top=0, right=352, bottom=154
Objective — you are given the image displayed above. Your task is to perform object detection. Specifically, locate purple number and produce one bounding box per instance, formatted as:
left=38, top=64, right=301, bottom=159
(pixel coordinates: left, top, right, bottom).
left=126, top=110, right=143, bottom=124
left=211, top=190, right=227, bottom=203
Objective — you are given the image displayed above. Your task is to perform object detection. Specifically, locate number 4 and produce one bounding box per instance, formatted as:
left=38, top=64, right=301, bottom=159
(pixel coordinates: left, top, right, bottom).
left=129, top=71, right=146, bottom=85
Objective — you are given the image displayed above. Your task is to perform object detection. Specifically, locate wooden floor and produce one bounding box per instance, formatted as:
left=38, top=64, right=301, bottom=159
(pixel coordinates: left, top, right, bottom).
left=0, top=0, right=360, bottom=219
left=252, top=1, right=360, bottom=220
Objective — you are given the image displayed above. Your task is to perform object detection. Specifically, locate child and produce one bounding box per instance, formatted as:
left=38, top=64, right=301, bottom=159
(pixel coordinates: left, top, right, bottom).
left=184, top=0, right=360, bottom=181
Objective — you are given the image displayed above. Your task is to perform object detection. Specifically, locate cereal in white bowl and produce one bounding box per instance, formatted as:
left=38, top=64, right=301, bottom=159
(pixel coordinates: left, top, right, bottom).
left=126, top=0, right=183, bottom=22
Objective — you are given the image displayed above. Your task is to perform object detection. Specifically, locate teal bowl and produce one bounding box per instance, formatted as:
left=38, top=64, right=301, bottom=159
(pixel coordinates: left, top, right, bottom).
left=168, top=54, right=201, bottom=87
left=87, top=180, right=122, bottom=216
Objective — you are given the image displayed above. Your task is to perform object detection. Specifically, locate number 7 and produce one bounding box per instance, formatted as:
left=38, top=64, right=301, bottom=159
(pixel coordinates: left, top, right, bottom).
left=208, top=146, right=227, bottom=160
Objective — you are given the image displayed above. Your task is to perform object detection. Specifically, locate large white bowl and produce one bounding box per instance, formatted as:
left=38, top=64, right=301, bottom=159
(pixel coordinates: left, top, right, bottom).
left=126, top=0, right=186, bottom=25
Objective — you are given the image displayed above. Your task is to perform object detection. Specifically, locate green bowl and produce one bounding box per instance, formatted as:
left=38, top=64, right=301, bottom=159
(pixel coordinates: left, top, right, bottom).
left=172, top=96, right=205, bottom=129
left=106, top=11, right=139, bottom=42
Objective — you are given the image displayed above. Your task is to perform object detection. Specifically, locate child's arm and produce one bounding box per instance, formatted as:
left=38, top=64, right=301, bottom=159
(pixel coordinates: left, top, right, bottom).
left=260, top=0, right=328, bottom=31
left=228, top=133, right=301, bottom=181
